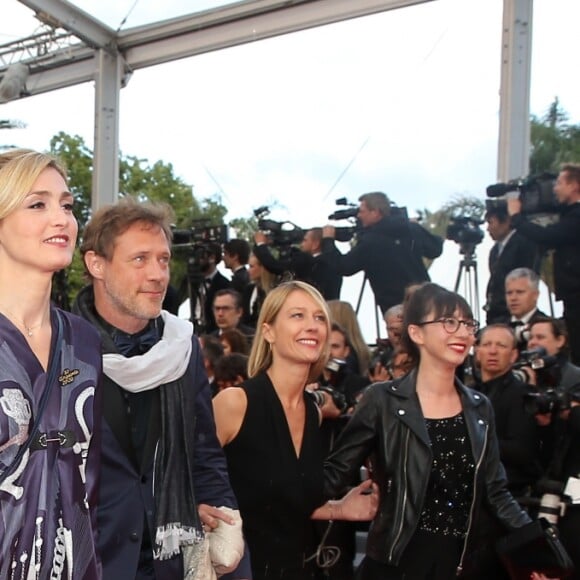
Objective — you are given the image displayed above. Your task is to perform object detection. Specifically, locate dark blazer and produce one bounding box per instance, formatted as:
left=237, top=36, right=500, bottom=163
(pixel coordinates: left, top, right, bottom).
left=510, top=307, right=547, bottom=353
left=512, top=204, right=580, bottom=301
left=230, top=267, right=250, bottom=295
left=324, top=370, right=530, bottom=569
left=485, top=231, right=540, bottom=324
left=73, top=288, right=238, bottom=578
left=475, top=371, right=542, bottom=493
left=252, top=244, right=342, bottom=300
left=242, top=283, right=265, bottom=328
left=322, top=216, right=430, bottom=313
left=205, top=270, right=231, bottom=333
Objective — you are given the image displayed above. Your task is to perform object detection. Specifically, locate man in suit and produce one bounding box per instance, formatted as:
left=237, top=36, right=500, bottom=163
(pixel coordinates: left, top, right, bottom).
left=505, top=267, right=547, bottom=353
left=73, top=198, right=244, bottom=579
left=212, top=288, right=255, bottom=340
left=509, top=163, right=580, bottom=365
left=484, top=204, right=540, bottom=324
left=200, top=242, right=231, bottom=334
left=223, top=239, right=250, bottom=295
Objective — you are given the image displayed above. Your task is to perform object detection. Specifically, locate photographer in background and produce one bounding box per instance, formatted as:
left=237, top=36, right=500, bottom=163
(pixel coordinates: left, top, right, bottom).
left=466, top=324, right=543, bottom=579
left=322, top=192, right=432, bottom=313
left=484, top=204, right=539, bottom=324
left=253, top=227, right=342, bottom=300
left=474, top=324, right=542, bottom=496
left=524, top=317, right=580, bottom=576
left=508, top=163, right=580, bottom=364
left=526, top=318, right=580, bottom=396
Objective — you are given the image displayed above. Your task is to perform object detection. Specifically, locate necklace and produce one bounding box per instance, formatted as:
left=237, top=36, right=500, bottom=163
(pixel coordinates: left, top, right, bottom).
left=23, top=322, right=42, bottom=337
left=0, top=307, right=48, bottom=337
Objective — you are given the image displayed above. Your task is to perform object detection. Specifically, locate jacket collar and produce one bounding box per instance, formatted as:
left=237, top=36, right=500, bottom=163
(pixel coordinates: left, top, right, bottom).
left=385, top=369, right=485, bottom=448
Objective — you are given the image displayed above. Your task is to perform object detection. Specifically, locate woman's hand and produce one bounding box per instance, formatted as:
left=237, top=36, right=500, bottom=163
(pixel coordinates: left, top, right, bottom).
left=368, top=362, right=391, bottom=383
left=334, top=479, right=379, bottom=521
left=198, top=503, right=235, bottom=530
left=530, top=573, right=560, bottom=580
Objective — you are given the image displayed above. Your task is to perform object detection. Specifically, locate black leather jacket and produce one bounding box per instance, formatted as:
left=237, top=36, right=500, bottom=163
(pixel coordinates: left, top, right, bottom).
left=323, top=370, right=531, bottom=572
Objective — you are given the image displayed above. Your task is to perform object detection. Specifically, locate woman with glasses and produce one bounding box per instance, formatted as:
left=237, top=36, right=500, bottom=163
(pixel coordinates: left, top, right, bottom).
left=323, top=283, right=543, bottom=579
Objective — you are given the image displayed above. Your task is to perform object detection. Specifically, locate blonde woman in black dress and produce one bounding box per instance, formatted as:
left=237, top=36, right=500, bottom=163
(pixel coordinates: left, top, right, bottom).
left=214, top=281, right=377, bottom=580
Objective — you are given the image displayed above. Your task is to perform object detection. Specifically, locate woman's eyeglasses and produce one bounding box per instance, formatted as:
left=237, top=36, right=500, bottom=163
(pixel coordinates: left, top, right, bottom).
left=416, top=317, right=480, bottom=335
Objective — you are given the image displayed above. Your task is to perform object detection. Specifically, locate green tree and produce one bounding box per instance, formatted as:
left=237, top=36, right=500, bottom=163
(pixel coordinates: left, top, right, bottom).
left=530, top=97, right=580, bottom=174
left=418, top=195, right=485, bottom=241
left=48, top=132, right=230, bottom=303
left=229, top=215, right=258, bottom=241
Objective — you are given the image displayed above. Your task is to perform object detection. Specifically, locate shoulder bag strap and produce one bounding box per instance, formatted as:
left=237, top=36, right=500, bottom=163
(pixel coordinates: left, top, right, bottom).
left=0, top=310, right=64, bottom=484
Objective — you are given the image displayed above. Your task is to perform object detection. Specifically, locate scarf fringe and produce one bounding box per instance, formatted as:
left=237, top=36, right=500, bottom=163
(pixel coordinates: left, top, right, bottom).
left=155, top=523, right=205, bottom=560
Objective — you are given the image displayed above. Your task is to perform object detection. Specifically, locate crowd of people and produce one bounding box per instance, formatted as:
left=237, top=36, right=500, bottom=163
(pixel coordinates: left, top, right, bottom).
left=0, top=148, right=579, bottom=580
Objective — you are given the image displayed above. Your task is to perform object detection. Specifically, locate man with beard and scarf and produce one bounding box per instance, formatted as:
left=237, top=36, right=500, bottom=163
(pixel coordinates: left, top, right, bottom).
left=73, top=197, right=246, bottom=579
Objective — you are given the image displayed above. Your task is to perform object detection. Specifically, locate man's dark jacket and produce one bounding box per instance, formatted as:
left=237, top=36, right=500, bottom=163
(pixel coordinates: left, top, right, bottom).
left=485, top=232, right=539, bottom=323
left=511, top=203, right=580, bottom=300
left=205, top=270, right=231, bottom=333
left=253, top=244, right=342, bottom=300
left=323, top=370, right=530, bottom=569
left=322, top=216, right=431, bottom=313
left=511, top=307, right=547, bottom=353
left=73, top=286, right=238, bottom=579
left=475, top=371, right=541, bottom=493
left=230, top=267, right=249, bottom=295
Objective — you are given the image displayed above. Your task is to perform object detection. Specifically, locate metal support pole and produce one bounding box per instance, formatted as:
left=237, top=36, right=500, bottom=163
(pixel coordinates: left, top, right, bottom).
left=92, top=49, right=121, bottom=210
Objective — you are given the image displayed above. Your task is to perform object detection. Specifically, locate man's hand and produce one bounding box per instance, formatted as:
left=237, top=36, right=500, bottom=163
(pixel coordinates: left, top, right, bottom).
left=254, top=231, right=268, bottom=245
left=369, top=362, right=391, bottom=383
left=322, top=225, right=336, bottom=239
left=507, top=197, right=522, bottom=216
left=198, top=503, right=235, bottom=531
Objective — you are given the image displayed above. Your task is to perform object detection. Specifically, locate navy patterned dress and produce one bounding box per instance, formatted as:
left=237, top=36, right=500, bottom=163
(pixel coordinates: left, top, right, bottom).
left=0, top=308, right=102, bottom=579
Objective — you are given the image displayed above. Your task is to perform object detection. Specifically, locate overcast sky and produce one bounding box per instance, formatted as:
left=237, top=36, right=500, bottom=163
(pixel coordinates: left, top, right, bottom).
left=1, top=0, right=576, bottom=338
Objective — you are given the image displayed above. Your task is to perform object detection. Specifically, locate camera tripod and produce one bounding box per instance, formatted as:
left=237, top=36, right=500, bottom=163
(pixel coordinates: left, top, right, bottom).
left=453, top=243, right=480, bottom=317
left=355, top=275, right=382, bottom=341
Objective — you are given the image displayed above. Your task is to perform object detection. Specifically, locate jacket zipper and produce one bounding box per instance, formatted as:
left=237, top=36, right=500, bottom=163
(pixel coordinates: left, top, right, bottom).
left=456, top=421, right=488, bottom=575
left=389, top=429, right=410, bottom=562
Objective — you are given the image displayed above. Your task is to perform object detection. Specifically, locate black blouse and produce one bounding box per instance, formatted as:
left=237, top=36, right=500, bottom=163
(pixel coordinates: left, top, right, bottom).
left=418, top=412, right=475, bottom=538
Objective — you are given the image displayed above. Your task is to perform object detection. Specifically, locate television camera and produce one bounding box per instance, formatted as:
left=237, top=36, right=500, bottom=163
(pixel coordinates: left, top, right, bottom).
left=445, top=216, right=484, bottom=256
left=171, top=221, right=229, bottom=332
left=327, top=197, right=360, bottom=242
left=327, top=197, right=410, bottom=242
left=253, top=206, right=304, bottom=250
left=171, top=223, right=229, bottom=248
left=486, top=172, right=559, bottom=217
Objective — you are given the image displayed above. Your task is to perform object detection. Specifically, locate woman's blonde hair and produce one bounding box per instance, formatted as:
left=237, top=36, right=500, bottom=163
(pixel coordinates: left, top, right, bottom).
left=0, top=149, right=67, bottom=220
left=248, top=281, right=331, bottom=382
left=327, top=300, right=370, bottom=374
left=250, top=252, right=277, bottom=293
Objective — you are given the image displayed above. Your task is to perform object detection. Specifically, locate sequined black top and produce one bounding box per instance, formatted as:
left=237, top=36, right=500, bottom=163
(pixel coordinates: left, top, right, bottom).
left=417, top=413, right=475, bottom=538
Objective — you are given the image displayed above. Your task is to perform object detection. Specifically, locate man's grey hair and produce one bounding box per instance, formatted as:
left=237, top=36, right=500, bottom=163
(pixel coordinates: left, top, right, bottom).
left=384, top=304, right=404, bottom=320
left=505, top=267, right=540, bottom=291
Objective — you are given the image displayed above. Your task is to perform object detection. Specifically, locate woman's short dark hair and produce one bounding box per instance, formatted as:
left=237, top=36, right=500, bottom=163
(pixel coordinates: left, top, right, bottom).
left=401, top=283, right=474, bottom=364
